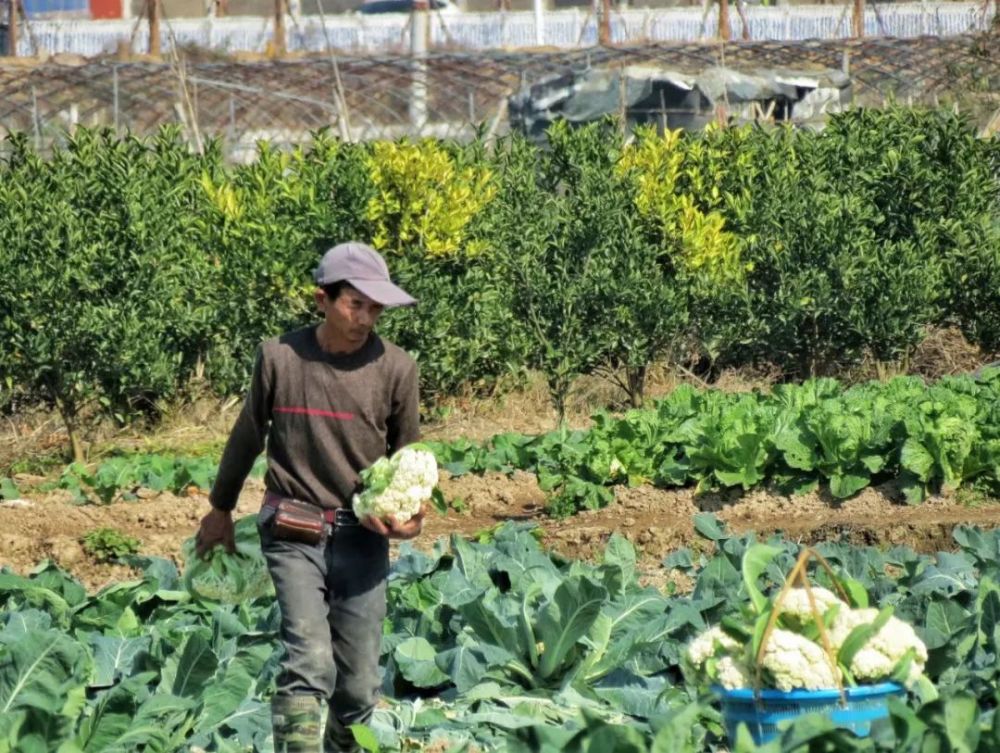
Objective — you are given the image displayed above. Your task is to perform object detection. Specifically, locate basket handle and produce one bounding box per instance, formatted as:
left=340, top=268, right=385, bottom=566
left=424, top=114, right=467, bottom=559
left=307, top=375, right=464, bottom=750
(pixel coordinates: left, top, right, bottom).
left=752, top=547, right=847, bottom=704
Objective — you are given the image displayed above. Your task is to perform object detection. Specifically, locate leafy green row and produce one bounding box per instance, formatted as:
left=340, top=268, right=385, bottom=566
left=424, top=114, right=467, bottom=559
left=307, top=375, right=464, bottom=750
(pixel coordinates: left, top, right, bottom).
left=8, top=372, right=997, bottom=511
left=24, top=455, right=269, bottom=506
left=2, top=517, right=999, bottom=751
left=429, top=372, right=1000, bottom=514
left=2, top=455, right=266, bottom=506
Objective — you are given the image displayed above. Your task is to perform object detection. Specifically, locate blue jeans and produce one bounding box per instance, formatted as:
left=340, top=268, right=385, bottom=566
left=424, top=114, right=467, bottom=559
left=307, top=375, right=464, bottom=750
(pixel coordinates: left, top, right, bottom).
left=258, top=502, right=389, bottom=753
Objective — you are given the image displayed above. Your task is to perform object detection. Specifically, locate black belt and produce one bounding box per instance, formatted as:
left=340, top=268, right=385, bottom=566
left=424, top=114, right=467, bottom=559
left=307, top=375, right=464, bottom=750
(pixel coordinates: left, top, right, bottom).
left=263, top=491, right=359, bottom=527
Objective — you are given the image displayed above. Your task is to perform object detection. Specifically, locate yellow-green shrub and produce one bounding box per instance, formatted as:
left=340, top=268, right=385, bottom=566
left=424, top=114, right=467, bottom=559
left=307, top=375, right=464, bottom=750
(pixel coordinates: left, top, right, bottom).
left=364, top=139, right=495, bottom=258
left=616, top=126, right=742, bottom=285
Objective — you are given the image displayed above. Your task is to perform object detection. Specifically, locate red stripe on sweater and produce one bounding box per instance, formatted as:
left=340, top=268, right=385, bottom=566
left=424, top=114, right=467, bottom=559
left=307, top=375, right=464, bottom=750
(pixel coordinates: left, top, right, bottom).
left=275, top=407, right=355, bottom=420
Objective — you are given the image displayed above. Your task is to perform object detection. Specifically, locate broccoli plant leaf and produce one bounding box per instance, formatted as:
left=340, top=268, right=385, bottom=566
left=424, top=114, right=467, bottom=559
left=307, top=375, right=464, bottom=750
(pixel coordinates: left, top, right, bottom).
left=742, top=544, right=783, bottom=614
left=0, top=478, right=20, bottom=502
left=394, top=637, right=450, bottom=688
left=88, top=635, right=150, bottom=688
left=0, top=630, right=88, bottom=717
left=693, top=513, right=727, bottom=542
left=164, top=633, right=218, bottom=699
left=602, top=534, right=637, bottom=590
left=536, top=577, right=607, bottom=681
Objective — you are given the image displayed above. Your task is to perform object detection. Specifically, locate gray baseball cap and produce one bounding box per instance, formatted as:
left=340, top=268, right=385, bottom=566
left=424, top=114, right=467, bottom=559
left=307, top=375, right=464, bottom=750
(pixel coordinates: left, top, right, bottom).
left=313, top=242, right=416, bottom=307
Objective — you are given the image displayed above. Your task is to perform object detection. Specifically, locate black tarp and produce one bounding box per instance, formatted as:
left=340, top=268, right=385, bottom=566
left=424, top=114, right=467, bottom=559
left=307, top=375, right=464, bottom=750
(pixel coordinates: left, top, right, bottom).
left=509, top=63, right=852, bottom=139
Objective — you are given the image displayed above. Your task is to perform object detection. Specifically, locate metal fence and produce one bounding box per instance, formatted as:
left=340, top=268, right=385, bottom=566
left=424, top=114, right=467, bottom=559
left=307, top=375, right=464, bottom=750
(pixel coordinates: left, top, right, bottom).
left=2, top=31, right=998, bottom=157
left=11, top=1, right=998, bottom=56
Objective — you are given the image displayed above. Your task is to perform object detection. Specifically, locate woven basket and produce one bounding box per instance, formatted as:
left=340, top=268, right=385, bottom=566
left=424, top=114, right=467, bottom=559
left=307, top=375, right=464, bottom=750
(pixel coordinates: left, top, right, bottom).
left=714, top=681, right=905, bottom=744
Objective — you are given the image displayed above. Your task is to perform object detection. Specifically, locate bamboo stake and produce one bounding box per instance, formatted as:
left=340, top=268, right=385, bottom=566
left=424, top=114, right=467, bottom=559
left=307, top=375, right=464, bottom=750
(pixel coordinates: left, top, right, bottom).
left=409, top=0, right=429, bottom=131
left=718, top=0, right=731, bottom=41
left=598, top=0, right=611, bottom=45
left=314, top=0, right=353, bottom=141
left=273, top=0, right=286, bottom=57
left=148, top=0, right=161, bottom=57
left=852, top=0, right=864, bottom=37
left=7, top=0, right=19, bottom=57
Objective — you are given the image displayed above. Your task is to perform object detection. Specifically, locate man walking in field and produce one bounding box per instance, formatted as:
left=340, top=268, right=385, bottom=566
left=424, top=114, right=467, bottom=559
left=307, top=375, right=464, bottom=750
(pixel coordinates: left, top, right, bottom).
left=195, top=242, right=426, bottom=753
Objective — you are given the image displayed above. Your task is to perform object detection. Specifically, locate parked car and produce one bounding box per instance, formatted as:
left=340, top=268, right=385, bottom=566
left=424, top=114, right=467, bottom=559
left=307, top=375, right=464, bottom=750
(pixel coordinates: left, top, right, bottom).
left=356, top=0, right=459, bottom=13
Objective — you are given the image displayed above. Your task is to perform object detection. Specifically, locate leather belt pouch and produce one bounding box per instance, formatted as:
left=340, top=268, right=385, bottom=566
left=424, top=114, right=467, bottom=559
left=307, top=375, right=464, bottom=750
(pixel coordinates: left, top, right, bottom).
left=272, top=499, right=325, bottom=544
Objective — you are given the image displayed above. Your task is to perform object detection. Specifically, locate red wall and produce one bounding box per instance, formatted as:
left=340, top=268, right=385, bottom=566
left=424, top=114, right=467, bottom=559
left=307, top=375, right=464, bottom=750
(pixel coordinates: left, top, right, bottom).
left=89, top=0, right=122, bottom=18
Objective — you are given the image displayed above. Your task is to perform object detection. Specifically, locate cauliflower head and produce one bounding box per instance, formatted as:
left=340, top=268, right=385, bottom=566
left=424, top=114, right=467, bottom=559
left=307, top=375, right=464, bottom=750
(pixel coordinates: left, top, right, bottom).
left=352, top=445, right=439, bottom=524
left=687, top=627, right=752, bottom=690
left=687, top=626, right=742, bottom=669
left=761, top=629, right=840, bottom=691
left=780, top=586, right=846, bottom=626
left=830, top=608, right=928, bottom=686
left=717, top=655, right=752, bottom=690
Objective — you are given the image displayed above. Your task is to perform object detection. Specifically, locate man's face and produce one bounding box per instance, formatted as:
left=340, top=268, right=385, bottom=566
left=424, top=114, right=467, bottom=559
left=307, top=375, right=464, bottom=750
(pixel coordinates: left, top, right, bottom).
left=319, top=285, right=385, bottom=349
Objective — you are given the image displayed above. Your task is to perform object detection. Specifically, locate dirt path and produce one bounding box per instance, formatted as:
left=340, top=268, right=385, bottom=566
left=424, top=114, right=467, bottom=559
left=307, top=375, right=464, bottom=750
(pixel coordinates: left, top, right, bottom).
left=3, top=470, right=997, bottom=593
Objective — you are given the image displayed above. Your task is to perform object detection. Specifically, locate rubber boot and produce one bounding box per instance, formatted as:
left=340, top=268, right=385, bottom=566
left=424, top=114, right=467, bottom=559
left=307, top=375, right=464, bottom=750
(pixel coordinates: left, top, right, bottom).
left=271, top=694, right=324, bottom=753
left=323, top=709, right=360, bottom=753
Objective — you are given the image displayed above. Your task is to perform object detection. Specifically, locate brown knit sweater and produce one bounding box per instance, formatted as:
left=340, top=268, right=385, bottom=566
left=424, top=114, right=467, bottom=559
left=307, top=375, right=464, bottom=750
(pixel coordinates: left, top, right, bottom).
left=209, top=325, right=420, bottom=512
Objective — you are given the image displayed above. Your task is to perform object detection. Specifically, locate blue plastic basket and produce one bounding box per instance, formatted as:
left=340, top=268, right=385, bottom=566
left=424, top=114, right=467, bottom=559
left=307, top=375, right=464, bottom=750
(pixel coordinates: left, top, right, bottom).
left=713, top=682, right=906, bottom=745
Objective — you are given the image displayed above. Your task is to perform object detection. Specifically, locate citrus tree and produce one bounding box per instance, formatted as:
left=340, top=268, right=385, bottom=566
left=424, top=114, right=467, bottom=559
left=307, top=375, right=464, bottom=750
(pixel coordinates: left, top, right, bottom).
left=0, top=128, right=219, bottom=460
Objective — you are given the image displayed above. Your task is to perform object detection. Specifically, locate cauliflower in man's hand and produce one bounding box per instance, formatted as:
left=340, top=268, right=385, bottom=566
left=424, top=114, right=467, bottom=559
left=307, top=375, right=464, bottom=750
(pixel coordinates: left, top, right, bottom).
left=352, top=444, right=439, bottom=525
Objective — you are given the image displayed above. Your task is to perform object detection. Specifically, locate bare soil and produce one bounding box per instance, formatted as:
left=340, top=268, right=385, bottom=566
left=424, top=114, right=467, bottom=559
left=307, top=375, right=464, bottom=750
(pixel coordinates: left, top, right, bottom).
left=3, top=469, right=998, bottom=593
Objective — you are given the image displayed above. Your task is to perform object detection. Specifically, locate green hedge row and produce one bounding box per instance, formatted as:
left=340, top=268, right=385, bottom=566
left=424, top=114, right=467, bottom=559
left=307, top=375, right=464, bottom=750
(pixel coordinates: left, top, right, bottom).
left=1, top=108, right=998, bottom=458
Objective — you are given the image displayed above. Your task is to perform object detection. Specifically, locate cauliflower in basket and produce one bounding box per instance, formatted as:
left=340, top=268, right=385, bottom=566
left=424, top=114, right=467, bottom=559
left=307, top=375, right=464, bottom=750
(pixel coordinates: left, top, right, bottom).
left=717, top=655, right=753, bottom=690
left=687, top=627, right=751, bottom=690
left=780, top=586, right=846, bottom=627
left=687, top=626, right=750, bottom=690
left=687, top=626, right=742, bottom=669
left=829, top=608, right=928, bottom=686
left=760, top=629, right=840, bottom=691
left=352, top=444, right=439, bottom=525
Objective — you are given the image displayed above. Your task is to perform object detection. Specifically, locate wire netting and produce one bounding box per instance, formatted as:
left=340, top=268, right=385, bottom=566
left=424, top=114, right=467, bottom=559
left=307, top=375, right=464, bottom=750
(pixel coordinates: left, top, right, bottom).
left=1, top=26, right=998, bottom=156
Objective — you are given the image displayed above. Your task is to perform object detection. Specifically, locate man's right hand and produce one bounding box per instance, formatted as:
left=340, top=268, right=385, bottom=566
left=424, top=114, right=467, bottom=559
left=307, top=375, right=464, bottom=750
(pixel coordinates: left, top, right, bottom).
left=196, top=507, right=236, bottom=559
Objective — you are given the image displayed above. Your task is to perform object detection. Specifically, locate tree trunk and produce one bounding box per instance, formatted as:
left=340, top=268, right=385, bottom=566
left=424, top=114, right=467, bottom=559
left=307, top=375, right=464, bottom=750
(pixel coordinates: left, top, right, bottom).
left=852, top=0, right=864, bottom=38
left=69, top=428, right=85, bottom=465
left=625, top=364, right=647, bottom=408
left=549, top=376, right=569, bottom=427
left=598, top=0, right=611, bottom=45
left=56, top=398, right=85, bottom=464
left=273, top=0, right=286, bottom=57
left=7, top=0, right=19, bottom=57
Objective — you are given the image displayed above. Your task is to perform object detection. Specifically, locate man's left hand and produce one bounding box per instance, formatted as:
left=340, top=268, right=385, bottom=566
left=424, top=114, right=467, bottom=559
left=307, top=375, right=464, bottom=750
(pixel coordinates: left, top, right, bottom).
left=361, top=503, right=427, bottom=540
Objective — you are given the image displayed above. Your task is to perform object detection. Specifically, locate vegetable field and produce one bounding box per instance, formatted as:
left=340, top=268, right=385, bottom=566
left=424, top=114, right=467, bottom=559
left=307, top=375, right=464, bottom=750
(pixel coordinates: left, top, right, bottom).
left=3, top=512, right=1000, bottom=752
left=3, top=372, right=1000, bottom=751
